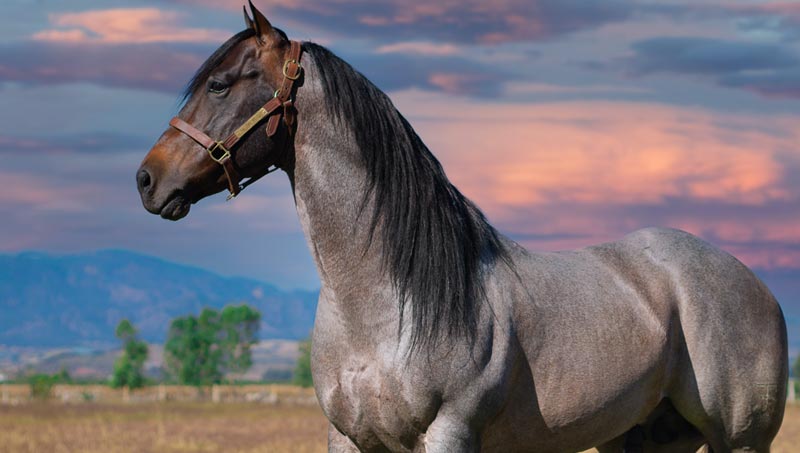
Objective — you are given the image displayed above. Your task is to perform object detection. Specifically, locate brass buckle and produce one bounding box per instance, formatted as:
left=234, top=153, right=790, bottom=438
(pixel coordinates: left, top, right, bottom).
left=207, top=141, right=231, bottom=163
left=283, top=59, right=302, bottom=80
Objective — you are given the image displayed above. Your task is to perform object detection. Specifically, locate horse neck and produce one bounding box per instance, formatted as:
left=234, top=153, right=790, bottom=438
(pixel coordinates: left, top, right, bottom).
left=287, top=69, right=393, bottom=316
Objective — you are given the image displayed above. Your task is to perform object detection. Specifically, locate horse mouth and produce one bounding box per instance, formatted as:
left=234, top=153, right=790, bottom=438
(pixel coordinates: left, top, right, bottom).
left=159, top=193, right=191, bottom=221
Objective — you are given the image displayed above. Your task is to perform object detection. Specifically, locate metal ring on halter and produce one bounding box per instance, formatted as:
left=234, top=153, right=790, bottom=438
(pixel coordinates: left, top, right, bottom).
left=283, top=59, right=302, bottom=80
left=207, top=142, right=231, bottom=163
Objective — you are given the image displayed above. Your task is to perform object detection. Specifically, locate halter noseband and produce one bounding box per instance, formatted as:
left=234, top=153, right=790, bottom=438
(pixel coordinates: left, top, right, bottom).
left=169, top=40, right=303, bottom=200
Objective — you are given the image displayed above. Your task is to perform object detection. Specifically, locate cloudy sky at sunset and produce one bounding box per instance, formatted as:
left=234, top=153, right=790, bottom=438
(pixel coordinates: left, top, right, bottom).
left=1, top=0, right=798, bottom=320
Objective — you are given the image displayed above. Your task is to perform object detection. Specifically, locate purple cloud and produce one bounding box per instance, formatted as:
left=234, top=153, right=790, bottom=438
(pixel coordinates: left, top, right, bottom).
left=0, top=132, right=151, bottom=154
left=622, top=37, right=800, bottom=100
left=732, top=3, right=800, bottom=42
left=0, top=36, right=513, bottom=97
left=0, top=41, right=211, bottom=93
left=185, top=0, right=633, bottom=44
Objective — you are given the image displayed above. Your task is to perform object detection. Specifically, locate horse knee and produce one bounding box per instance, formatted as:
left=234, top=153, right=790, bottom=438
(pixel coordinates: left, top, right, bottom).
left=328, top=424, right=360, bottom=453
left=422, top=416, right=478, bottom=453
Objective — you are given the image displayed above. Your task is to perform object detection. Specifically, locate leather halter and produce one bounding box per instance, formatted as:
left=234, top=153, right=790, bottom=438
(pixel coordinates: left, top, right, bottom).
left=169, top=40, right=303, bottom=200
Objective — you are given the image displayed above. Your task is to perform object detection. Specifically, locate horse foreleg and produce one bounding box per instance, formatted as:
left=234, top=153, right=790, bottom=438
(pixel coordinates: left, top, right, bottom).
left=328, top=423, right=360, bottom=453
left=419, top=414, right=478, bottom=453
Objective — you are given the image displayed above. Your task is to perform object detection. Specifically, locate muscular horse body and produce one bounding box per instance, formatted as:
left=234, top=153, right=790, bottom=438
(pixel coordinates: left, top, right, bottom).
left=137, top=4, right=787, bottom=451
left=313, top=226, right=786, bottom=452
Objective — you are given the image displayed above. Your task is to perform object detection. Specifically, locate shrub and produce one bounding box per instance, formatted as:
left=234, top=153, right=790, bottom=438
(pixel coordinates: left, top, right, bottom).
left=293, top=339, right=313, bottom=388
left=28, top=374, right=57, bottom=399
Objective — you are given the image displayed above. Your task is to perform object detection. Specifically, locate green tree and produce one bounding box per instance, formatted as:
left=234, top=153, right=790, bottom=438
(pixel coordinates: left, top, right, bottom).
left=218, top=304, right=261, bottom=375
left=28, top=368, right=71, bottom=399
left=111, top=319, right=149, bottom=389
left=792, top=354, right=800, bottom=379
left=293, top=338, right=313, bottom=388
left=165, top=304, right=261, bottom=385
left=55, top=367, right=71, bottom=384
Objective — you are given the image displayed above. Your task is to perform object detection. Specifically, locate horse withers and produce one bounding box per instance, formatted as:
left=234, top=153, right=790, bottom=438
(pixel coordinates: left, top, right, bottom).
left=137, top=3, right=787, bottom=452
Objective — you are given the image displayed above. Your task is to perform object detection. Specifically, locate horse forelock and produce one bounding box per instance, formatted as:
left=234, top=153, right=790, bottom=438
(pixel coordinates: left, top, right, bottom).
left=302, top=43, right=508, bottom=352
left=181, top=27, right=289, bottom=103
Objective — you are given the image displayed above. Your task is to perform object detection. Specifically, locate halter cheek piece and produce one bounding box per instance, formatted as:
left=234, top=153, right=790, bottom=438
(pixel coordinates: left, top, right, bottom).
left=169, top=40, right=303, bottom=200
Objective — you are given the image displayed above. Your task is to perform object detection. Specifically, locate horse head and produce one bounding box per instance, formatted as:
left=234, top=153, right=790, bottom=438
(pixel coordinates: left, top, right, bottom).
left=137, top=2, right=300, bottom=220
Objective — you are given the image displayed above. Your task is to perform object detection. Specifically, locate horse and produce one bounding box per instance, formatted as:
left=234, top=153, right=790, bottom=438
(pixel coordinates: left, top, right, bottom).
left=136, top=3, right=788, bottom=452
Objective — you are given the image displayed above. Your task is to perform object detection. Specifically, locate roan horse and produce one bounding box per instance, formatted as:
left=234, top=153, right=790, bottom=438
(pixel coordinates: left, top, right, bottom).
left=137, top=3, right=787, bottom=452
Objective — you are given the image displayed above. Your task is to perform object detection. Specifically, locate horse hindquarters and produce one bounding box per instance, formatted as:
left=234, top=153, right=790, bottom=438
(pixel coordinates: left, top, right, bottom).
left=648, top=229, right=787, bottom=452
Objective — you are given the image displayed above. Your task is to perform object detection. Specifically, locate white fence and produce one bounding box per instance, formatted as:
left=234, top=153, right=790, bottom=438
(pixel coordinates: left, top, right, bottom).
left=0, top=383, right=318, bottom=406
left=2, top=381, right=796, bottom=405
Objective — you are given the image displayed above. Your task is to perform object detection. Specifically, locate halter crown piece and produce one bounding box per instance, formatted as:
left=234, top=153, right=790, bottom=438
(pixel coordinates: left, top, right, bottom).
left=169, top=40, right=303, bottom=200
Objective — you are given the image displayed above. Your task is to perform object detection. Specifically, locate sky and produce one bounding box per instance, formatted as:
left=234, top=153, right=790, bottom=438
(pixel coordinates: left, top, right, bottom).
left=0, top=1, right=798, bottom=298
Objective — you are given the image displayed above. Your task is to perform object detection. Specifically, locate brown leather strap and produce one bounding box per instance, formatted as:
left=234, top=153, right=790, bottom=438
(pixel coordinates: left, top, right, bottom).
left=219, top=154, right=241, bottom=196
left=266, top=41, right=302, bottom=137
left=274, top=41, right=302, bottom=104
left=170, top=117, right=216, bottom=150
left=169, top=40, right=303, bottom=200
left=171, top=116, right=241, bottom=196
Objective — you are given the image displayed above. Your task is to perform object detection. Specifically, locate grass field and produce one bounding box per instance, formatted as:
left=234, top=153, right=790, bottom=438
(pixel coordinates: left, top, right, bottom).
left=0, top=402, right=798, bottom=452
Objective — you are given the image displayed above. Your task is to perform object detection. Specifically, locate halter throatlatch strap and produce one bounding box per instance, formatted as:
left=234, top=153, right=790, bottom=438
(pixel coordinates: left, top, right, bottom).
left=169, top=40, right=303, bottom=199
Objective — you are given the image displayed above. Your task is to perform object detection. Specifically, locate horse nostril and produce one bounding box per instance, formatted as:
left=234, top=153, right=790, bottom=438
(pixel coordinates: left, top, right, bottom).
left=137, top=168, right=152, bottom=193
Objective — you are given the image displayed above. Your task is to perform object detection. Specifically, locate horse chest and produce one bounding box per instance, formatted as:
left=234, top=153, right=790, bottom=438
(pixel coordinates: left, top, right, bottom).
left=314, top=350, right=437, bottom=451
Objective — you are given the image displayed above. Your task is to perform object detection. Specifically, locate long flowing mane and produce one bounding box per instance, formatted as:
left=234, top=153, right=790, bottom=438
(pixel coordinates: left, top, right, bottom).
left=303, top=43, right=508, bottom=351
left=180, top=30, right=507, bottom=350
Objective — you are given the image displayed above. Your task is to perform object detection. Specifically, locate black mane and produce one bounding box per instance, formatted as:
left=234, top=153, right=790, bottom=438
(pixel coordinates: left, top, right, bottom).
left=303, top=43, right=507, bottom=351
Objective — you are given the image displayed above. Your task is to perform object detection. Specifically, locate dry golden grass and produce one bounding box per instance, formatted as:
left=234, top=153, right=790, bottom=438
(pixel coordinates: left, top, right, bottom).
left=0, top=402, right=798, bottom=452
left=0, top=402, right=328, bottom=453
left=774, top=404, right=800, bottom=453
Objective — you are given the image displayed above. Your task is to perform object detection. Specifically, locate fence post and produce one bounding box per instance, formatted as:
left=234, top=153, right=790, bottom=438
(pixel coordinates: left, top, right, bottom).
left=158, top=383, right=166, bottom=402
left=212, top=384, right=220, bottom=403
left=122, top=385, right=130, bottom=403
left=789, top=379, right=796, bottom=403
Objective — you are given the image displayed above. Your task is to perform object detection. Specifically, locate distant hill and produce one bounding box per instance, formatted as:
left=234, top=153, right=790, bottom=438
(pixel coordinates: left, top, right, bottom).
left=0, top=250, right=796, bottom=355
left=0, top=251, right=319, bottom=347
left=0, top=340, right=300, bottom=382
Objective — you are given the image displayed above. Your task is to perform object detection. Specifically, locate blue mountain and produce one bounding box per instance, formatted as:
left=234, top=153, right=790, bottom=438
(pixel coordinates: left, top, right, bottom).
left=0, top=250, right=319, bottom=347
left=0, top=250, right=796, bottom=354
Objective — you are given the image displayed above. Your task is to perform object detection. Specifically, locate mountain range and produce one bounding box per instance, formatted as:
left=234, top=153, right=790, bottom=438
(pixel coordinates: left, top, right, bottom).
left=0, top=250, right=796, bottom=354
left=0, top=250, right=319, bottom=347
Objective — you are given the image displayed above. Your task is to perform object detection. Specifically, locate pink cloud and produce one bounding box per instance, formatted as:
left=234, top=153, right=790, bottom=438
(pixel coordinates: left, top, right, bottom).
left=0, top=40, right=205, bottom=92
left=0, top=172, right=95, bottom=213
left=173, top=0, right=629, bottom=44
left=504, top=82, right=651, bottom=96
left=427, top=73, right=491, bottom=95
left=390, top=89, right=800, bottom=268
left=736, top=2, right=800, bottom=16
left=376, top=42, right=462, bottom=56
left=359, top=15, right=392, bottom=26
left=32, top=8, right=230, bottom=44
left=394, top=91, right=798, bottom=209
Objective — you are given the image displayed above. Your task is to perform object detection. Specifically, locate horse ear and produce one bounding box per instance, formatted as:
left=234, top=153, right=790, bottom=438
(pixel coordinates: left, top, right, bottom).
left=243, top=6, right=255, bottom=31
left=248, top=0, right=281, bottom=46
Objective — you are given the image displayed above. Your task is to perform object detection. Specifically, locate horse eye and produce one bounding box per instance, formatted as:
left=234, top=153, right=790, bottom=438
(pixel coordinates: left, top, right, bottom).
left=208, top=80, right=229, bottom=94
